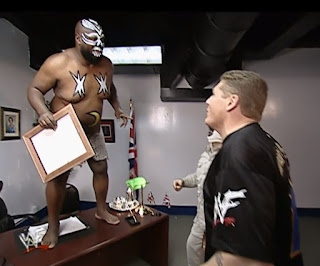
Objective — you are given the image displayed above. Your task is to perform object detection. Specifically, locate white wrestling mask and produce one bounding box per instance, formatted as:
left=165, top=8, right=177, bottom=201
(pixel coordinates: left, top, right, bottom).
left=81, top=18, right=105, bottom=57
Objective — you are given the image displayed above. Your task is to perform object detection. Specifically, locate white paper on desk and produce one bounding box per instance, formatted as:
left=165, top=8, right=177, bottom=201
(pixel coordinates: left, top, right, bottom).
left=28, top=216, right=87, bottom=244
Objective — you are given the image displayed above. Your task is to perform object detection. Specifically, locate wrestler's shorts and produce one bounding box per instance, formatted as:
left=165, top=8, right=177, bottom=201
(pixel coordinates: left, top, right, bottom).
left=88, top=130, right=108, bottom=161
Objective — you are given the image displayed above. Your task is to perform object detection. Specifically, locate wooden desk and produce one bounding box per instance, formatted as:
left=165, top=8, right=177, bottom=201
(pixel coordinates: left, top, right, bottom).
left=0, top=207, right=169, bottom=266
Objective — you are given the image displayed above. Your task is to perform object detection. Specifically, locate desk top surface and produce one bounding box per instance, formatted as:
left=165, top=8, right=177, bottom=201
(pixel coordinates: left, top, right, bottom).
left=0, top=206, right=169, bottom=266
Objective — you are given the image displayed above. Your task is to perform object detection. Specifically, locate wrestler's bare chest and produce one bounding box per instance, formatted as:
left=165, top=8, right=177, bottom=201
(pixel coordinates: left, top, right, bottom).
left=50, top=59, right=113, bottom=131
left=54, top=64, right=112, bottom=104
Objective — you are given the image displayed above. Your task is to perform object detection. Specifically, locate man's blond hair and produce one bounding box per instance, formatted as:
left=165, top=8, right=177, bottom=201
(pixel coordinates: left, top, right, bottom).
left=219, top=70, right=268, bottom=121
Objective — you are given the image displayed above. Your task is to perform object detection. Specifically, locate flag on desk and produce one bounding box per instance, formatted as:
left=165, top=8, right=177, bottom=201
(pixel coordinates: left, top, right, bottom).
left=162, top=193, right=171, bottom=208
left=128, top=98, right=139, bottom=199
left=147, top=191, right=156, bottom=205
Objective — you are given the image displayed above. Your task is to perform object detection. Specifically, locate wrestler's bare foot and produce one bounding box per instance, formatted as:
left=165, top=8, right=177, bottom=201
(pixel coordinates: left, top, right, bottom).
left=95, top=210, right=120, bottom=225
left=41, top=224, right=59, bottom=249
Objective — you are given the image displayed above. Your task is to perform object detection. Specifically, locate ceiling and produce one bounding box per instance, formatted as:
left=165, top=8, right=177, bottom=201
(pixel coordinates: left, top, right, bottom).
left=2, top=11, right=320, bottom=101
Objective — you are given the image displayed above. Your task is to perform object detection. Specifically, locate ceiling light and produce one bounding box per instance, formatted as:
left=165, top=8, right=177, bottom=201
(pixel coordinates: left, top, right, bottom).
left=103, top=45, right=162, bottom=65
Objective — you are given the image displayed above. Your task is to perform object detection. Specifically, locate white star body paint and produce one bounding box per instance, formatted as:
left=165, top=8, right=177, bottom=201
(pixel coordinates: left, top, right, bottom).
left=95, top=74, right=109, bottom=94
left=70, top=71, right=86, bottom=97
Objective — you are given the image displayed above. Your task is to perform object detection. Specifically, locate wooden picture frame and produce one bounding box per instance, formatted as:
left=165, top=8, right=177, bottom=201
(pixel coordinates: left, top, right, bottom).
left=23, top=104, right=94, bottom=183
left=101, top=119, right=115, bottom=143
left=0, top=106, right=21, bottom=140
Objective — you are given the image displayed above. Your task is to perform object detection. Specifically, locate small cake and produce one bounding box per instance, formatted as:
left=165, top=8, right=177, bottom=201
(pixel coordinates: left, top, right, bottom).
left=113, top=196, right=127, bottom=209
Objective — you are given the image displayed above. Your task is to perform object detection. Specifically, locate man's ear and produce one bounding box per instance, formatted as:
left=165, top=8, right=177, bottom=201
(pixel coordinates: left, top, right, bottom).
left=75, top=33, right=81, bottom=44
left=226, top=94, right=239, bottom=111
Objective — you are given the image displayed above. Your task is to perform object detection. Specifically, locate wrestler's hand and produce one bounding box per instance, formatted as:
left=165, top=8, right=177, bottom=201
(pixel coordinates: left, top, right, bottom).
left=38, top=111, right=57, bottom=130
left=119, top=113, right=133, bottom=127
left=115, top=110, right=132, bottom=127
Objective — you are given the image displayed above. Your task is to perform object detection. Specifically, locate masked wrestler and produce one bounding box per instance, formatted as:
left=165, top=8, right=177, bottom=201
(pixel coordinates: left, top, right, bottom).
left=27, top=18, right=131, bottom=248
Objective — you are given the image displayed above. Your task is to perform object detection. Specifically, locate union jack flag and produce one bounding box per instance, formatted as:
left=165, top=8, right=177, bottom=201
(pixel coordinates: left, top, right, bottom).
left=162, top=193, right=171, bottom=208
left=147, top=191, right=156, bottom=205
left=128, top=98, right=138, bottom=179
left=128, top=98, right=139, bottom=200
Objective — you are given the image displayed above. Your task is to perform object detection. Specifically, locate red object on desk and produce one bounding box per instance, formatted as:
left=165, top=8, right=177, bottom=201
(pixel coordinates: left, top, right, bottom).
left=23, top=245, right=50, bottom=254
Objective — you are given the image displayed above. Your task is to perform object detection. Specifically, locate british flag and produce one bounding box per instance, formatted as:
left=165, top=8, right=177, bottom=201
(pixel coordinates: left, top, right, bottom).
left=128, top=98, right=138, bottom=179
left=162, top=193, right=171, bottom=208
left=147, top=191, right=156, bottom=205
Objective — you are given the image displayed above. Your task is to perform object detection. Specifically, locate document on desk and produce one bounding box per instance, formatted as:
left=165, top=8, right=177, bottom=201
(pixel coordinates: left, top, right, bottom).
left=27, top=216, right=87, bottom=244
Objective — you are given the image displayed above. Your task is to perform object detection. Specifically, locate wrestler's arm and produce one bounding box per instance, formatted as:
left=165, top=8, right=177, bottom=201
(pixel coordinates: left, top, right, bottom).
left=27, top=54, right=62, bottom=129
left=202, top=251, right=274, bottom=266
left=108, top=82, right=123, bottom=117
left=106, top=62, right=131, bottom=127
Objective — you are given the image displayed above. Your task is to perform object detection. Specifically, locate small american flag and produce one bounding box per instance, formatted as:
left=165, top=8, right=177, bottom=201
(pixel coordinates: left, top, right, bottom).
left=162, top=193, right=171, bottom=208
left=147, top=191, right=156, bottom=204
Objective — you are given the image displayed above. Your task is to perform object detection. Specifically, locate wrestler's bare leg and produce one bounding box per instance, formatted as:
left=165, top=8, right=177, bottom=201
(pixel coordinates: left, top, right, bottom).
left=41, top=172, right=69, bottom=248
left=88, top=158, right=120, bottom=225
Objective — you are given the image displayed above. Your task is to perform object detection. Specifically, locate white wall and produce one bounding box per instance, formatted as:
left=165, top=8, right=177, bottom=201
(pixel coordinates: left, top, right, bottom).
left=0, top=19, right=319, bottom=216
left=0, top=19, right=46, bottom=215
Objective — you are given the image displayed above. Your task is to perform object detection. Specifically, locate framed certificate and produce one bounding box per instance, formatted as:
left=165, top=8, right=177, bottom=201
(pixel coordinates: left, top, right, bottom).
left=23, top=104, right=94, bottom=183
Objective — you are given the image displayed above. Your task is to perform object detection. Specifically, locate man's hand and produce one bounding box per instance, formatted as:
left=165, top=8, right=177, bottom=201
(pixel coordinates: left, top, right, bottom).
left=173, top=179, right=184, bottom=191
left=115, top=110, right=132, bottom=127
left=38, top=111, right=57, bottom=130
left=120, top=113, right=133, bottom=127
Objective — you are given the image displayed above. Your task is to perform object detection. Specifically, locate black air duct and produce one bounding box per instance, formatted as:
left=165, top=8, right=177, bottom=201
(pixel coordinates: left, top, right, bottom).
left=184, top=12, right=259, bottom=89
